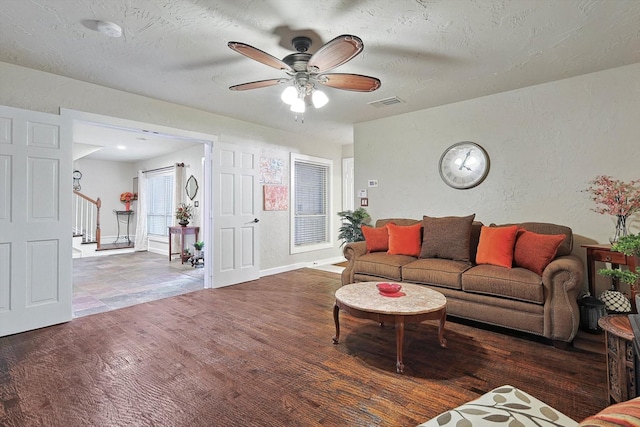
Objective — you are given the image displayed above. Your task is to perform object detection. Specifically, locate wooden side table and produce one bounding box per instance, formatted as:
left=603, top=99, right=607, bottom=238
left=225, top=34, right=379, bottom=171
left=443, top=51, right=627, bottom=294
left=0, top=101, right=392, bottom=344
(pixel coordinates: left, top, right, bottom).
left=583, top=244, right=638, bottom=297
left=598, top=315, right=637, bottom=403
left=168, top=226, right=199, bottom=264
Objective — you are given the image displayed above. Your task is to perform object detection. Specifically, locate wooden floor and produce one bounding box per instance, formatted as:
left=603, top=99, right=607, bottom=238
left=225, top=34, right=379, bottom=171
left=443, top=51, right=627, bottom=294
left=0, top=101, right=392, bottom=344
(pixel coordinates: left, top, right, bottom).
left=1, top=268, right=608, bottom=426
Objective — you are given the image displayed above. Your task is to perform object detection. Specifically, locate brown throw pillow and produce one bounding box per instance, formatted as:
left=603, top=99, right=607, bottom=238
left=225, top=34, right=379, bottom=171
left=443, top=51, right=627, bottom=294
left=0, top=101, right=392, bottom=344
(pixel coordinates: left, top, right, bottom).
left=420, top=214, right=476, bottom=261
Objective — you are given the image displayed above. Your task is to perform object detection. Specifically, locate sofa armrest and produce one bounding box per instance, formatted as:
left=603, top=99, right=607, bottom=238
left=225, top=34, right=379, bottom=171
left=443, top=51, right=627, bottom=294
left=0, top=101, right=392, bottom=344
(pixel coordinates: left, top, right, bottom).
left=541, top=255, right=584, bottom=342
left=341, top=241, right=367, bottom=286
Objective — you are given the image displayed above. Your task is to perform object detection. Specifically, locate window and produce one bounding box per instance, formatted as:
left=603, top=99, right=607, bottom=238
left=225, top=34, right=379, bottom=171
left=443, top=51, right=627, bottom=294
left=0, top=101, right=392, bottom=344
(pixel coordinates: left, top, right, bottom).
left=146, top=171, right=174, bottom=236
left=290, top=153, right=332, bottom=253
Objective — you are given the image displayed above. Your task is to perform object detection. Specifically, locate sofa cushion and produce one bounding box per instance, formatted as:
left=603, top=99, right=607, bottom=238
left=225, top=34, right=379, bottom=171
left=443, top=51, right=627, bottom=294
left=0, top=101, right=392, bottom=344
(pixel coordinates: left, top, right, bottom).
left=493, top=222, right=574, bottom=257
left=401, top=259, right=472, bottom=290
left=579, top=396, right=640, bottom=426
left=354, top=252, right=416, bottom=281
left=476, top=225, right=519, bottom=268
left=419, top=214, right=476, bottom=262
left=514, top=229, right=566, bottom=275
left=387, top=222, right=422, bottom=257
left=462, top=264, right=544, bottom=304
left=361, top=225, right=389, bottom=253
left=417, top=385, right=578, bottom=427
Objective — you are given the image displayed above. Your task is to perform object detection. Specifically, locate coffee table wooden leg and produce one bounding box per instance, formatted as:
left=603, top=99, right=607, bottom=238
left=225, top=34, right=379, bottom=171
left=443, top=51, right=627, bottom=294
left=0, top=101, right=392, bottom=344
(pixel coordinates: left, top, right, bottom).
left=396, top=318, right=405, bottom=373
left=438, top=309, right=447, bottom=348
left=332, top=303, right=340, bottom=344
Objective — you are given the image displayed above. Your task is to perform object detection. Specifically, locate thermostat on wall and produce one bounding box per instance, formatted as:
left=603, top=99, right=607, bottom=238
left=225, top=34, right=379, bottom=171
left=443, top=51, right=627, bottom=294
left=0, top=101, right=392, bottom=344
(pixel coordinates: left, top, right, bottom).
left=368, top=179, right=378, bottom=187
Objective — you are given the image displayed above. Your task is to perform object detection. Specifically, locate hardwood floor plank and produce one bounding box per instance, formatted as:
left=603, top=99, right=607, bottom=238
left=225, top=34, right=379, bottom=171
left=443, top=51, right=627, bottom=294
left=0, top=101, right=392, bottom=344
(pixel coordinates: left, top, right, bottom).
left=1, top=268, right=607, bottom=426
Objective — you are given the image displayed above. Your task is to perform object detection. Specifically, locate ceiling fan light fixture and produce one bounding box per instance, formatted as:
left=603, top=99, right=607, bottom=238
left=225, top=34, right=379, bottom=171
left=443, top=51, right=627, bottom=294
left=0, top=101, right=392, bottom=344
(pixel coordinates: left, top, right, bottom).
left=281, top=86, right=297, bottom=105
left=312, top=89, right=329, bottom=108
left=290, top=98, right=306, bottom=113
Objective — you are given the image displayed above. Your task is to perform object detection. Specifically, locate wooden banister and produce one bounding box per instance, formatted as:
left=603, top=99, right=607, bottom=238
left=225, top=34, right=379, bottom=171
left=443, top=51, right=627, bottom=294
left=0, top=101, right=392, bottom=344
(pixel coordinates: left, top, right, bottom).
left=73, top=191, right=102, bottom=250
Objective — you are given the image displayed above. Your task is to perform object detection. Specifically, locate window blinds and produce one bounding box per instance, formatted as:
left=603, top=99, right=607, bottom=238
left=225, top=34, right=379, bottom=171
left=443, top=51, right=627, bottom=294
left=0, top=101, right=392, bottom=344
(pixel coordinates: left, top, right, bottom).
left=293, top=160, right=329, bottom=246
left=147, top=174, right=174, bottom=236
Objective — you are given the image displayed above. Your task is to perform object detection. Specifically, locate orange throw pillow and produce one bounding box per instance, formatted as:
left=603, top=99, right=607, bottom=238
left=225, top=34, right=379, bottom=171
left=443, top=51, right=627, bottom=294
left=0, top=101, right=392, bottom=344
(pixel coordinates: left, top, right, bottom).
left=386, top=222, right=422, bottom=257
left=475, top=225, right=518, bottom=268
left=361, top=226, right=389, bottom=253
left=513, top=229, right=566, bottom=275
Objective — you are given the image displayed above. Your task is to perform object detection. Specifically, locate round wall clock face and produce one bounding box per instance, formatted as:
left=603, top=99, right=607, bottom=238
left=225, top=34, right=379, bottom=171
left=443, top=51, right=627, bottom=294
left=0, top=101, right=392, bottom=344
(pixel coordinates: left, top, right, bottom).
left=438, top=142, right=489, bottom=189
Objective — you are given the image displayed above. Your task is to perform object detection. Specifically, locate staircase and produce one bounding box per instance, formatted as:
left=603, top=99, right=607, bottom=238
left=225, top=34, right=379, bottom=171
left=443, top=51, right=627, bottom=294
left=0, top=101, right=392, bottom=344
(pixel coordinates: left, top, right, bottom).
left=72, top=190, right=101, bottom=258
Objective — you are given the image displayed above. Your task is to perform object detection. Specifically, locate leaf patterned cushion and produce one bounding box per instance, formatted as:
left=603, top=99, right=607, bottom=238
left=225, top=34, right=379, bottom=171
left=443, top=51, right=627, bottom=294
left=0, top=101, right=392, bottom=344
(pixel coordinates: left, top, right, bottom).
left=417, top=385, right=578, bottom=427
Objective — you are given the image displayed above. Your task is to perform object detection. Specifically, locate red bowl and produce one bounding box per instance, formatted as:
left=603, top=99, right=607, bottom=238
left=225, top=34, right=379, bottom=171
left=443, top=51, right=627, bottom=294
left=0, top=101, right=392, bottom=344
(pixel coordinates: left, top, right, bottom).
left=377, top=283, right=402, bottom=294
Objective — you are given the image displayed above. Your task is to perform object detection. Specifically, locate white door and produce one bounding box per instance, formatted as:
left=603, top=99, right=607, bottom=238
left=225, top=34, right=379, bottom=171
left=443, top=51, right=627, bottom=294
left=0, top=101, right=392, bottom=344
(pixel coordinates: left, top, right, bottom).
left=212, top=142, right=260, bottom=287
left=0, top=105, right=72, bottom=336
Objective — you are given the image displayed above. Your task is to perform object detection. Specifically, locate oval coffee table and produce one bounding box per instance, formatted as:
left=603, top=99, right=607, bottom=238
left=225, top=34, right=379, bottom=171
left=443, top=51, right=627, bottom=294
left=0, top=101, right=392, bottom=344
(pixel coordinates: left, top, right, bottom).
left=333, top=281, right=447, bottom=373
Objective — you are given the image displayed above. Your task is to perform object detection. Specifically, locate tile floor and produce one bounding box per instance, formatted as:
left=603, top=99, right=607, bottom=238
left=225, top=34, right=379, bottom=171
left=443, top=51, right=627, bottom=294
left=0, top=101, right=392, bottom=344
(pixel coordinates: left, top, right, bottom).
left=72, top=251, right=204, bottom=318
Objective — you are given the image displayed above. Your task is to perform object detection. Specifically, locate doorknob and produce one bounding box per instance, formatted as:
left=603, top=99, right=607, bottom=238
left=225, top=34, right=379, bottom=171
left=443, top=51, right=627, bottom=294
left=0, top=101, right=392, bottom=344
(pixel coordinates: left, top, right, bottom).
left=252, top=218, right=260, bottom=223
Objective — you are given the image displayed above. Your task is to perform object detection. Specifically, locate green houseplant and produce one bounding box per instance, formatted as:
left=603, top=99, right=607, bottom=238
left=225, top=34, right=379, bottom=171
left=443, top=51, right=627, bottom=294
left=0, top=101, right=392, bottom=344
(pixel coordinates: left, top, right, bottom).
left=598, top=233, right=640, bottom=312
left=598, top=233, right=640, bottom=288
left=337, top=208, right=371, bottom=247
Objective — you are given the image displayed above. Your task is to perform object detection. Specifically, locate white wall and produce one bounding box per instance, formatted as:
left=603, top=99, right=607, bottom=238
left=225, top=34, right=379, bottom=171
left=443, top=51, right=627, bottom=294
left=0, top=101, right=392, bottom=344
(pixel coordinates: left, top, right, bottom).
left=1, top=61, right=345, bottom=271
left=354, top=63, right=640, bottom=292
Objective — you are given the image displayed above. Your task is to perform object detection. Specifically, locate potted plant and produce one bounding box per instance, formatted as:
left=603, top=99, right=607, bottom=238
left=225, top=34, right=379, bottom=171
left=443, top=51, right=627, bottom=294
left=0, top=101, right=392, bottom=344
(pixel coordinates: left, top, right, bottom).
left=337, top=208, right=371, bottom=247
left=175, top=203, right=193, bottom=226
left=598, top=233, right=640, bottom=312
left=585, top=176, right=640, bottom=243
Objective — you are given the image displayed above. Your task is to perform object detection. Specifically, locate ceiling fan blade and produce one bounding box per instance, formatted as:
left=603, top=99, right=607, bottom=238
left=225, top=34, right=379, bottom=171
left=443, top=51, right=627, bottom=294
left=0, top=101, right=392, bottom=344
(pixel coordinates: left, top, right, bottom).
left=307, top=35, right=364, bottom=73
left=317, top=73, right=381, bottom=92
left=228, top=41, right=294, bottom=73
left=229, top=78, right=287, bottom=91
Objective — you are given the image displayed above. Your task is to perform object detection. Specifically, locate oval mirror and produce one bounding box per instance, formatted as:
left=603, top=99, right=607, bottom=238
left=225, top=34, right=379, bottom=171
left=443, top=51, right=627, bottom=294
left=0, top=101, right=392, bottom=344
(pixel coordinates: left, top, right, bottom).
left=185, top=175, right=198, bottom=200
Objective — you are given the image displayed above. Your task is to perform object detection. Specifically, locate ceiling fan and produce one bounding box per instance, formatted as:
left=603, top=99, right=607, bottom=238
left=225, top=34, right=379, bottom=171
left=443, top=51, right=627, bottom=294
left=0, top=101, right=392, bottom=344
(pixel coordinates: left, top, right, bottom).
left=227, top=34, right=381, bottom=113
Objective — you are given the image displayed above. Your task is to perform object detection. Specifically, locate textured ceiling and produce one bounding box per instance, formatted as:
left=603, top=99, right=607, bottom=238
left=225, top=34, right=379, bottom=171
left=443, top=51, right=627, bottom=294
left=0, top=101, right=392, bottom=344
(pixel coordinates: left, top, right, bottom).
left=1, top=0, right=639, bottom=146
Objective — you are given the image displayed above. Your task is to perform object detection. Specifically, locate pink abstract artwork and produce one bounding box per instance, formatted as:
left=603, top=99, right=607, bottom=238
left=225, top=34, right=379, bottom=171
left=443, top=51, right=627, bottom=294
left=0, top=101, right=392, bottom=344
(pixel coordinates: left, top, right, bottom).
left=263, top=185, right=288, bottom=211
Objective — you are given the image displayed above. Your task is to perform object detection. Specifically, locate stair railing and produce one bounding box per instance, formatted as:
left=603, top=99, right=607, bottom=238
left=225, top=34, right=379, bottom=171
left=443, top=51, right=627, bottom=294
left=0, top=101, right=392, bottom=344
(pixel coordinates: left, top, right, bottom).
left=73, top=190, right=101, bottom=250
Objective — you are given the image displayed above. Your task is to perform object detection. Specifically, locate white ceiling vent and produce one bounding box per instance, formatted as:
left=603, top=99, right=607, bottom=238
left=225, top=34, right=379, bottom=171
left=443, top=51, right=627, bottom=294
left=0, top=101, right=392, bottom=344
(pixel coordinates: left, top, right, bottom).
left=368, top=96, right=405, bottom=108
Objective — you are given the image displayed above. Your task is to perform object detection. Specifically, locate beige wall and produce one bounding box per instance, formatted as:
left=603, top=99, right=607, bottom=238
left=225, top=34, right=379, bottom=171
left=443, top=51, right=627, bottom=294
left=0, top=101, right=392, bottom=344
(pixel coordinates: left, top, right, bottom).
left=1, top=61, right=345, bottom=271
left=354, top=63, right=640, bottom=293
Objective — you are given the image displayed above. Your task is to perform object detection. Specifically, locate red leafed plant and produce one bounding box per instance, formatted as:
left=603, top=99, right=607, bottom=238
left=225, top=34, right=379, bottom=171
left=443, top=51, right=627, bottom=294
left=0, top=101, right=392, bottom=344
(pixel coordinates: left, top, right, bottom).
left=585, top=176, right=640, bottom=217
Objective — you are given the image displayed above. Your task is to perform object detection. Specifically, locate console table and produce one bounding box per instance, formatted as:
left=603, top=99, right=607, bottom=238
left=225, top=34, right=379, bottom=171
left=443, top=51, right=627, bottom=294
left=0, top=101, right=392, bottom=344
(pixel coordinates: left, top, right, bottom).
left=599, top=315, right=637, bottom=403
left=113, top=210, right=134, bottom=244
left=583, top=244, right=638, bottom=297
left=168, top=226, right=199, bottom=264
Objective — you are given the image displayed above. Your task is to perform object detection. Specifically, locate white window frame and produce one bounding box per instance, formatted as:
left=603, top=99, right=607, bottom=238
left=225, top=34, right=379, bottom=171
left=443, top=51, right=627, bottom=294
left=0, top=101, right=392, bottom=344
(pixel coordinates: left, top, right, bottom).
left=290, top=153, right=333, bottom=254
left=146, top=169, right=175, bottom=237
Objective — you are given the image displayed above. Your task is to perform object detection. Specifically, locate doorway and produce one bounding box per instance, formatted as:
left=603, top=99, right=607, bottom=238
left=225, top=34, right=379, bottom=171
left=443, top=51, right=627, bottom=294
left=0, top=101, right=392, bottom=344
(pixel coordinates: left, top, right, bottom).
left=63, top=109, right=215, bottom=315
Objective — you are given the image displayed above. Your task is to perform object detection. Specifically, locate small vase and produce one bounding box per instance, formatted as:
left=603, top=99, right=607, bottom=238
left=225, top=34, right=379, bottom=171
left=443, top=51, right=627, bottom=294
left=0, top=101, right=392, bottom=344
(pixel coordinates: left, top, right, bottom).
left=179, top=220, right=189, bottom=227
left=609, top=215, right=628, bottom=244
left=125, top=201, right=130, bottom=211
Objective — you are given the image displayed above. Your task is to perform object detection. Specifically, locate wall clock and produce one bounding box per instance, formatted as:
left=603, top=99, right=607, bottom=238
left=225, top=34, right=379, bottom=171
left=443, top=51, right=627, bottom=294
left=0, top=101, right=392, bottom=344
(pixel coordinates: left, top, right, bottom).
left=72, top=170, right=82, bottom=191
left=438, top=141, right=489, bottom=189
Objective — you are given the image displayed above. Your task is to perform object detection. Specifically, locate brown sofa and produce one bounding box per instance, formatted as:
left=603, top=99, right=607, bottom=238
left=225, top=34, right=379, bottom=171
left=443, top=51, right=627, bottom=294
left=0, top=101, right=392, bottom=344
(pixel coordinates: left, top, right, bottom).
left=341, top=217, right=584, bottom=347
